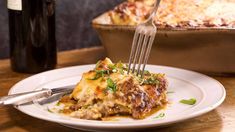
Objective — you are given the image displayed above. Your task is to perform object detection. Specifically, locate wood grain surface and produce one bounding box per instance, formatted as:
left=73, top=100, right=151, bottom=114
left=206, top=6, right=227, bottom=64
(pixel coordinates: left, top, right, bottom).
left=0, top=47, right=234, bottom=132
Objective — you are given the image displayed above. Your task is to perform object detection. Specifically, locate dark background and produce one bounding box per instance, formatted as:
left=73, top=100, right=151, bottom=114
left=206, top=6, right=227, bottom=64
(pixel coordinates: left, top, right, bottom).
left=0, top=0, right=124, bottom=59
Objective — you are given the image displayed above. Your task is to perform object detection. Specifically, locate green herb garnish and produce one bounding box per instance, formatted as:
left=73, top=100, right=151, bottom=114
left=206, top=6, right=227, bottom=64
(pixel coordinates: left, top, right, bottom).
left=90, top=61, right=127, bottom=80
left=108, top=64, right=116, bottom=70
left=154, top=113, right=165, bottom=119
left=142, top=76, right=159, bottom=85
left=47, top=108, right=53, bottom=113
left=108, top=64, right=118, bottom=73
left=88, top=70, right=109, bottom=80
left=106, top=78, right=117, bottom=92
left=89, top=74, right=101, bottom=80
left=116, top=61, right=125, bottom=68
left=119, top=68, right=124, bottom=74
left=144, top=70, right=151, bottom=75
left=56, top=102, right=61, bottom=106
left=180, top=98, right=197, bottom=105
left=108, top=63, right=126, bottom=74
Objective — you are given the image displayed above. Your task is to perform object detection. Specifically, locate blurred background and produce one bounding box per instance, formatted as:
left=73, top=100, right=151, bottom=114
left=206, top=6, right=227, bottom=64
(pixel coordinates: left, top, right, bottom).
left=0, top=0, right=124, bottom=59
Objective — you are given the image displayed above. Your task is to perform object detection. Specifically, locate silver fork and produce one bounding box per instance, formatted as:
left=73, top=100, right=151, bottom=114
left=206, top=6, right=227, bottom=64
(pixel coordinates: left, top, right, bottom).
left=127, top=0, right=161, bottom=77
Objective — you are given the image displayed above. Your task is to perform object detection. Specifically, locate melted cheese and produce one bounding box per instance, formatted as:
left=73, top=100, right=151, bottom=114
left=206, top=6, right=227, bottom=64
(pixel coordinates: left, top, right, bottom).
left=71, top=71, right=107, bottom=101
left=71, top=58, right=127, bottom=103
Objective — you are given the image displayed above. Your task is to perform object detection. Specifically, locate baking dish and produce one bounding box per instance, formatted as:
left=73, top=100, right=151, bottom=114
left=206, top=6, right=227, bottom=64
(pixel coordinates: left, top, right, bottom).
left=92, top=5, right=235, bottom=75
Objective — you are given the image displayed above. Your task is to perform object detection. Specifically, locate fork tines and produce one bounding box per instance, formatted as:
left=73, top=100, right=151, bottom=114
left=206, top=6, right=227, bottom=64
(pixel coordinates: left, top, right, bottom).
left=127, top=25, right=156, bottom=77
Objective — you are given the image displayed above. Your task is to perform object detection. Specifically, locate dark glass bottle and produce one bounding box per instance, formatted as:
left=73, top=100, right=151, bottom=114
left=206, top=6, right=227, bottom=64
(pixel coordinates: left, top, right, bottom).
left=8, top=0, right=57, bottom=73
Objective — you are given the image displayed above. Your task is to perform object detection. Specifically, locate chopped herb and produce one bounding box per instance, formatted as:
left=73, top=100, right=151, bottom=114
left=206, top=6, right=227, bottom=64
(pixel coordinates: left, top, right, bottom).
left=142, top=76, right=159, bottom=85
left=47, top=108, right=53, bottom=113
left=154, top=113, right=165, bottom=119
left=180, top=98, right=197, bottom=105
left=119, top=68, right=124, bottom=74
left=106, top=78, right=117, bottom=92
left=167, top=91, right=175, bottom=94
left=109, top=63, right=126, bottom=75
left=97, top=70, right=109, bottom=76
left=108, top=64, right=116, bottom=70
left=88, top=70, right=109, bottom=80
left=108, top=64, right=117, bottom=73
left=89, top=74, right=101, bottom=80
left=56, top=102, right=61, bottom=106
left=144, top=70, right=151, bottom=75
left=116, top=61, right=124, bottom=68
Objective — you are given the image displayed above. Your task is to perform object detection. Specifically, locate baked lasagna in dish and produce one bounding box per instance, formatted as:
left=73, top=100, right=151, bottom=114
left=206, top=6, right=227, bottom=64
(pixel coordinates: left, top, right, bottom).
left=108, top=0, right=235, bottom=28
left=54, top=58, right=168, bottom=120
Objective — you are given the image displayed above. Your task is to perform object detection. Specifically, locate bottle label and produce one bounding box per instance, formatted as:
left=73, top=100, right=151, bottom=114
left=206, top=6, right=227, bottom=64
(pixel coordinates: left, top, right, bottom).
left=7, top=0, right=22, bottom=11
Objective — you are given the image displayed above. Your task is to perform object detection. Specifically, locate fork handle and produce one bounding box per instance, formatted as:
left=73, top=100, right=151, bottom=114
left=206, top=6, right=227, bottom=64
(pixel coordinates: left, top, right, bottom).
left=149, top=0, right=161, bottom=19
left=0, top=89, right=52, bottom=106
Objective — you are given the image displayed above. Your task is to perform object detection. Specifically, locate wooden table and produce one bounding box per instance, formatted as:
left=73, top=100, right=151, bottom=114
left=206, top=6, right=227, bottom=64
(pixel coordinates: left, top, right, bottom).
left=0, top=46, right=235, bottom=132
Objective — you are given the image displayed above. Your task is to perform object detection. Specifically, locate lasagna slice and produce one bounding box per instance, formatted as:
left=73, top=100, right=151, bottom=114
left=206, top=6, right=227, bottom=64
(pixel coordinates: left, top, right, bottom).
left=58, top=58, right=168, bottom=120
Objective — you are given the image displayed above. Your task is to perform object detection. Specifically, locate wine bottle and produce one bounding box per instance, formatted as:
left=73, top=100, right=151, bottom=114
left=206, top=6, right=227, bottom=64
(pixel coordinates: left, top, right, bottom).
left=8, top=0, right=57, bottom=73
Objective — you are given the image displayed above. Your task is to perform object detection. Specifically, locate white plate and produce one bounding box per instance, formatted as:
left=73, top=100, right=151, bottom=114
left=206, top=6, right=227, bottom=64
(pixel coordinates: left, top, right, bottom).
left=9, top=65, right=226, bottom=131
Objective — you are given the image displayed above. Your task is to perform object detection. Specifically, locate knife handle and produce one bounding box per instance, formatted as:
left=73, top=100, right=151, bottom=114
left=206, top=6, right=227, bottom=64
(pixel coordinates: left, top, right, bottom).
left=0, top=89, right=52, bottom=106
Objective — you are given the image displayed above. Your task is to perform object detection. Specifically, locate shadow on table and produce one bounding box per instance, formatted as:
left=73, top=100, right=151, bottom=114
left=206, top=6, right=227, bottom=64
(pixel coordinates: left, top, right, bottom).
left=1, top=106, right=222, bottom=132
left=0, top=106, right=84, bottom=132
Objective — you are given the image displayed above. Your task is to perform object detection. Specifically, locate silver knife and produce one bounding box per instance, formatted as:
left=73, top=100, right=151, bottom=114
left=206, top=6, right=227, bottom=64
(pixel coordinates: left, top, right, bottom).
left=0, top=85, right=76, bottom=106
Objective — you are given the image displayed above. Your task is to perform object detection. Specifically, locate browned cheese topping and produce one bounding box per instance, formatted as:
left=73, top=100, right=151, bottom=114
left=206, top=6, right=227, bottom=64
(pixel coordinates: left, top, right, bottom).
left=109, top=0, right=235, bottom=28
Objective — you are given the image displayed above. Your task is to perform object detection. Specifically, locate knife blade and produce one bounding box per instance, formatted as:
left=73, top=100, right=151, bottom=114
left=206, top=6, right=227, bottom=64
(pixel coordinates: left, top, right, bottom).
left=0, top=84, right=76, bottom=106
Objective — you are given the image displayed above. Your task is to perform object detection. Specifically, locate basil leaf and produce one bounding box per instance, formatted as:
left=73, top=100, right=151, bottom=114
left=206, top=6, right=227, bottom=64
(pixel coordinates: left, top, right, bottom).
left=180, top=98, right=197, bottom=105
left=106, top=78, right=117, bottom=92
